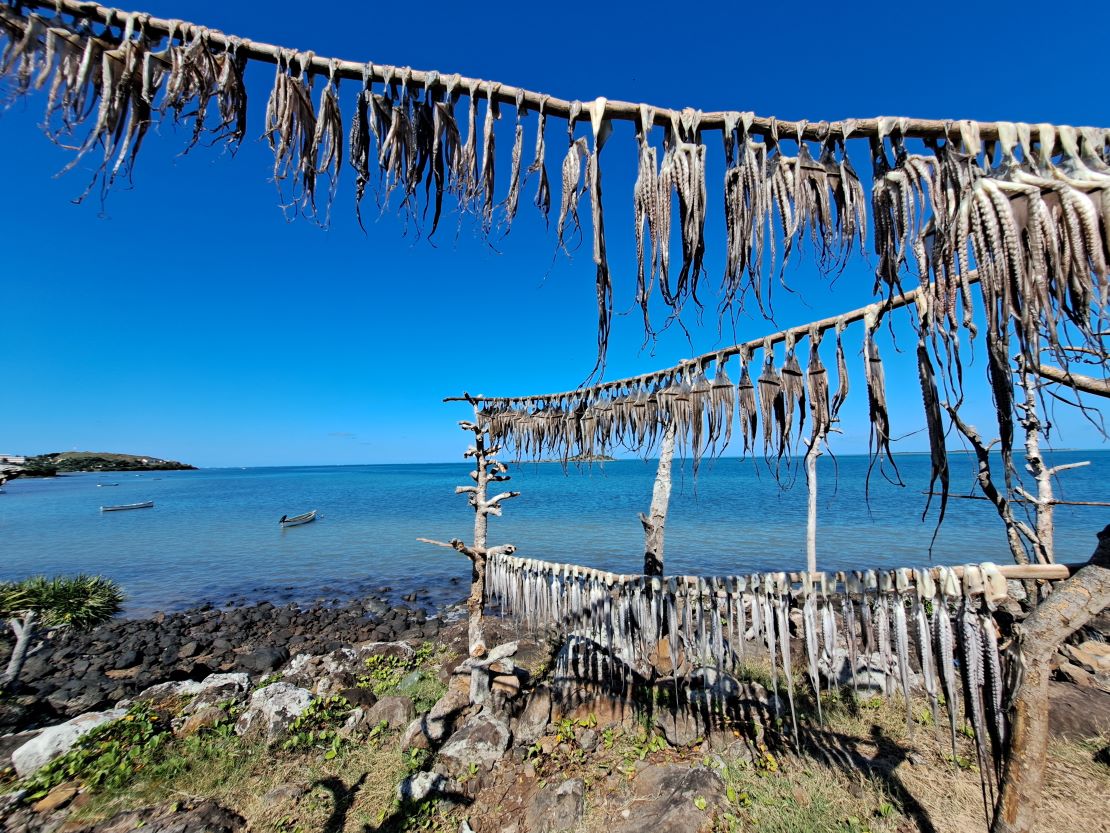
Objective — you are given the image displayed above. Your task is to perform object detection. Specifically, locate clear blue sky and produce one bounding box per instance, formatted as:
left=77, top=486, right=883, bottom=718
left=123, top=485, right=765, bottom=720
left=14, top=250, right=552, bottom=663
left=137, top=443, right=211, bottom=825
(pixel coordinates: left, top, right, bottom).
left=2, top=0, right=1107, bottom=467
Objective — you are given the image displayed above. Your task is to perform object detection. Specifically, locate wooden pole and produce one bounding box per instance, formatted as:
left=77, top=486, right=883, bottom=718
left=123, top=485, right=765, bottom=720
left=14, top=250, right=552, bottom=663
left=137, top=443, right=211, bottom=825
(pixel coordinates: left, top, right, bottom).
left=804, top=436, right=822, bottom=573
left=13, top=1, right=1103, bottom=148
left=640, top=422, right=676, bottom=576
left=464, top=275, right=981, bottom=404
left=443, top=395, right=520, bottom=658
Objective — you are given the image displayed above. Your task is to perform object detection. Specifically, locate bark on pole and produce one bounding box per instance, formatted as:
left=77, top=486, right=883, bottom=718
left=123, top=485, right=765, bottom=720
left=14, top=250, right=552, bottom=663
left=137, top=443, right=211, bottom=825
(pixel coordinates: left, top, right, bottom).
left=1015, top=364, right=1091, bottom=566
left=0, top=610, right=36, bottom=693
left=640, top=422, right=676, bottom=576
left=992, top=525, right=1110, bottom=833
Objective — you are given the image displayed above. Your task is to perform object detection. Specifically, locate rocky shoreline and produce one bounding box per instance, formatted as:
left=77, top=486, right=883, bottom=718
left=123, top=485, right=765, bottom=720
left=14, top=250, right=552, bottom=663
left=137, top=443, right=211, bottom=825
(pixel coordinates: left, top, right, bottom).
left=0, top=591, right=453, bottom=735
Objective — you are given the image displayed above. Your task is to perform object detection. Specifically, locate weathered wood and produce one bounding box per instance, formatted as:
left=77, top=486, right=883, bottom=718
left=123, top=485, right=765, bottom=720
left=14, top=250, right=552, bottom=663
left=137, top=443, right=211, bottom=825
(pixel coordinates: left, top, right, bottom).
left=1034, top=364, right=1110, bottom=397
left=639, top=423, right=676, bottom=576
left=0, top=610, right=37, bottom=693
left=489, top=549, right=1085, bottom=586
left=804, top=436, right=822, bottom=573
left=944, top=405, right=1038, bottom=567
left=462, top=275, right=982, bottom=404
left=922, top=492, right=1109, bottom=507
left=991, top=525, right=1110, bottom=833
left=18, top=1, right=1105, bottom=148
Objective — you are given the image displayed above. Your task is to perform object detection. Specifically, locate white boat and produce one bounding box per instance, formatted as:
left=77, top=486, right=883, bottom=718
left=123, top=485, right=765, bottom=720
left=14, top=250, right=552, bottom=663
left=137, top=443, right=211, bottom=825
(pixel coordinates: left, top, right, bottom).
left=100, top=501, right=154, bottom=512
left=279, top=510, right=317, bottom=527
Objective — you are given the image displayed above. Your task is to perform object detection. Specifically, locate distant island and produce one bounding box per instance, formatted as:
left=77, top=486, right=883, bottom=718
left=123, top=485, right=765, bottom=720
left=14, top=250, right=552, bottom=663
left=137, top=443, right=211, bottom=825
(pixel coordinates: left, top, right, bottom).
left=537, top=453, right=617, bottom=464
left=13, top=451, right=197, bottom=477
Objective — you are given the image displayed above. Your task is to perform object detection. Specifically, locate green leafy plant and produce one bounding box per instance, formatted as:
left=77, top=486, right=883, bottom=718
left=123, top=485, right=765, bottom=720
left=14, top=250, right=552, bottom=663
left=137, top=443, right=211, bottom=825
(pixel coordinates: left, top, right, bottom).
left=1, top=574, right=124, bottom=693
left=21, top=702, right=167, bottom=799
left=281, top=695, right=352, bottom=758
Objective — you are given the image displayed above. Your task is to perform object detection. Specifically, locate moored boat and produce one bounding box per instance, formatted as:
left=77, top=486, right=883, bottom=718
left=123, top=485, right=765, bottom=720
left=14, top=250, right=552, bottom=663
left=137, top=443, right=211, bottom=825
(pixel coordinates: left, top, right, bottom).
left=100, top=501, right=154, bottom=512
left=279, top=510, right=317, bottom=527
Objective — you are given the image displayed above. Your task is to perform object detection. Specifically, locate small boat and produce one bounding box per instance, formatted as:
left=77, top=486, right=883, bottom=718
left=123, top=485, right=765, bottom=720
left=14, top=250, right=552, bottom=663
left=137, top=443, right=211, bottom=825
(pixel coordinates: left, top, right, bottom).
left=100, top=501, right=154, bottom=512
left=97, top=483, right=120, bottom=487
left=279, top=510, right=317, bottom=527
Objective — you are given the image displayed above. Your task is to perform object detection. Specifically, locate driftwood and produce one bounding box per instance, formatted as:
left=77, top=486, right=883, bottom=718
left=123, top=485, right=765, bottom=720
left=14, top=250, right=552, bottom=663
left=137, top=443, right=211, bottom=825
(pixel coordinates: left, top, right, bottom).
left=991, top=525, right=1110, bottom=833
left=639, top=422, right=675, bottom=576
left=421, top=394, right=518, bottom=657
left=12, top=0, right=1102, bottom=147
left=1033, top=365, right=1110, bottom=397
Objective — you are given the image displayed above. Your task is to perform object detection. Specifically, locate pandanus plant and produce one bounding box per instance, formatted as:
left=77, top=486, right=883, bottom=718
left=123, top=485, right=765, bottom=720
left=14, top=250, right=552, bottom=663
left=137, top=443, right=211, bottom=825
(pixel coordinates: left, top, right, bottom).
left=0, top=574, right=124, bottom=694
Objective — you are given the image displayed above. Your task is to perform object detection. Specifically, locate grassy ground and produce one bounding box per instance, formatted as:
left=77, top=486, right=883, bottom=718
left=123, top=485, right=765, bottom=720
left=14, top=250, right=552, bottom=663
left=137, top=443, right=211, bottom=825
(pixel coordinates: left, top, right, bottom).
left=4, top=650, right=1108, bottom=833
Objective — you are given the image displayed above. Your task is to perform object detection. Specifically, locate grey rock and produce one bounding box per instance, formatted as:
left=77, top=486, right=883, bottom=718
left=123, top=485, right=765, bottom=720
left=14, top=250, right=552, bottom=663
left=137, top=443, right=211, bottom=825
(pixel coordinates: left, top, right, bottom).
left=515, top=685, right=552, bottom=746
left=397, top=771, right=457, bottom=802
left=1, top=729, right=42, bottom=770
left=12, top=707, right=127, bottom=777
left=261, top=783, right=308, bottom=808
left=237, top=646, right=290, bottom=674
left=578, top=728, right=598, bottom=752
left=64, top=798, right=245, bottom=832
left=609, top=765, right=726, bottom=833
left=437, top=713, right=511, bottom=773
left=655, top=709, right=702, bottom=748
left=234, top=682, right=312, bottom=741
left=356, top=641, right=416, bottom=663
left=365, top=695, right=415, bottom=728
left=525, top=777, right=584, bottom=833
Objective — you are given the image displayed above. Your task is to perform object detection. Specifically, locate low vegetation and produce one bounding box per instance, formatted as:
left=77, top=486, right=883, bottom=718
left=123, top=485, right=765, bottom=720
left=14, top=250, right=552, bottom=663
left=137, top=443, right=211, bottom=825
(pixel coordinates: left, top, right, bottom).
left=24, top=452, right=196, bottom=474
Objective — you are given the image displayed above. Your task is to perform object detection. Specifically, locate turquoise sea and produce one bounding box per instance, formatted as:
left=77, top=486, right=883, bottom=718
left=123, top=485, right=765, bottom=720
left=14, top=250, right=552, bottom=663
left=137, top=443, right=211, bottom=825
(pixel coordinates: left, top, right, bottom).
left=1, top=452, right=1106, bottom=616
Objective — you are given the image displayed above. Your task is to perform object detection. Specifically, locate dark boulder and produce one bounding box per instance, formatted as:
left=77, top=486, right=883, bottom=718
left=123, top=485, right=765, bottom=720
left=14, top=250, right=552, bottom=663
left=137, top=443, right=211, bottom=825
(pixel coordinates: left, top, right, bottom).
left=237, top=646, right=290, bottom=675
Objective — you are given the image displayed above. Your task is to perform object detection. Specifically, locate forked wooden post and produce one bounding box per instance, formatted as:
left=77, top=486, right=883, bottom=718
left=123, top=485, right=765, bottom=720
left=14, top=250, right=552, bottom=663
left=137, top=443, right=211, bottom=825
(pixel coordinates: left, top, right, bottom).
left=423, top=394, right=520, bottom=658
left=991, top=525, right=1110, bottom=833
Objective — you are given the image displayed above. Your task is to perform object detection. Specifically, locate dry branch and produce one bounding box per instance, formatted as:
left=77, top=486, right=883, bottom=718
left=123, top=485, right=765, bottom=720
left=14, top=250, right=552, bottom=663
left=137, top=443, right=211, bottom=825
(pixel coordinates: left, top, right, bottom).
left=18, top=0, right=1107, bottom=147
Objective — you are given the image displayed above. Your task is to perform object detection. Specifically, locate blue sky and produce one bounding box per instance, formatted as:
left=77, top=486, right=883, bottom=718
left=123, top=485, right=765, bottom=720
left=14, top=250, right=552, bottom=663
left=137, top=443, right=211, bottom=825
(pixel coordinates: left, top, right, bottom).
left=2, top=0, right=1107, bottom=467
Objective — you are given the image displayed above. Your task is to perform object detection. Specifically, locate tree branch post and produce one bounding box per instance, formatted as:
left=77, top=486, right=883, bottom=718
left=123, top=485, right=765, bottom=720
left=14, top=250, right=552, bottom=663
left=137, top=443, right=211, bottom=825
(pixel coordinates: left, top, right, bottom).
left=1, top=610, right=37, bottom=693
left=1016, top=361, right=1091, bottom=565
left=991, top=524, right=1110, bottom=833
left=803, top=434, right=824, bottom=574
left=639, top=421, right=676, bottom=576
left=452, top=395, right=519, bottom=658
left=944, top=405, right=1034, bottom=566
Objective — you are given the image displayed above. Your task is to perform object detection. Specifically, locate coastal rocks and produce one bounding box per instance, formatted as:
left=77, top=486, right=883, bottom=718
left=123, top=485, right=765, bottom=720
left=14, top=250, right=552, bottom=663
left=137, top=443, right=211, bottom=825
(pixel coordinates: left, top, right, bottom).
left=365, top=695, right=415, bottom=729
left=401, top=688, right=471, bottom=751
left=609, top=765, right=726, bottom=833
left=2, top=595, right=443, bottom=734
left=234, top=683, right=312, bottom=741
left=64, top=799, right=246, bottom=832
left=525, top=778, right=584, bottom=833
left=397, top=772, right=458, bottom=803
left=236, top=646, right=290, bottom=675
left=31, top=782, right=79, bottom=814
left=437, top=713, right=511, bottom=775
left=514, top=685, right=552, bottom=746
left=12, top=708, right=126, bottom=777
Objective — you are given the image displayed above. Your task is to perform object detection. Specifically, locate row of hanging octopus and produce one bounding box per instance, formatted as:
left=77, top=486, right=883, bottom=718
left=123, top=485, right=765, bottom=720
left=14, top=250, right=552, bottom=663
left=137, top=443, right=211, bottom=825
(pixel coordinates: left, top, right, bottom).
left=486, top=553, right=1012, bottom=806
left=1, top=3, right=1106, bottom=373
left=479, top=308, right=942, bottom=514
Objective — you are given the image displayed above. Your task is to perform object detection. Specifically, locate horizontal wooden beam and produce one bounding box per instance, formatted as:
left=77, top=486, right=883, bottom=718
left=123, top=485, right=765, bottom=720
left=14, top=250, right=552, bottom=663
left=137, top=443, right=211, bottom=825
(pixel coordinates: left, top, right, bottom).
left=14, top=1, right=1109, bottom=146
left=458, top=274, right=980, bottom=403
left=489, top=551, right=1081, bottom=589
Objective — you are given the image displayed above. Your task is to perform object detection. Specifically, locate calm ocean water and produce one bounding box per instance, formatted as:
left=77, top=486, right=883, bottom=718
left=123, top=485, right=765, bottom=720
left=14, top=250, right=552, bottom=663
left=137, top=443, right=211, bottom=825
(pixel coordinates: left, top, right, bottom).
left=1, top=452, right=1106, bottom=616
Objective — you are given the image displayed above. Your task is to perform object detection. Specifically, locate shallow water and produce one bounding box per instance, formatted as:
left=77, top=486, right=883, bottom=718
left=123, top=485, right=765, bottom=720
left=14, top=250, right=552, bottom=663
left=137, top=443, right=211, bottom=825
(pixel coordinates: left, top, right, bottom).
left=1, top=451, right=1105, bottom=615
